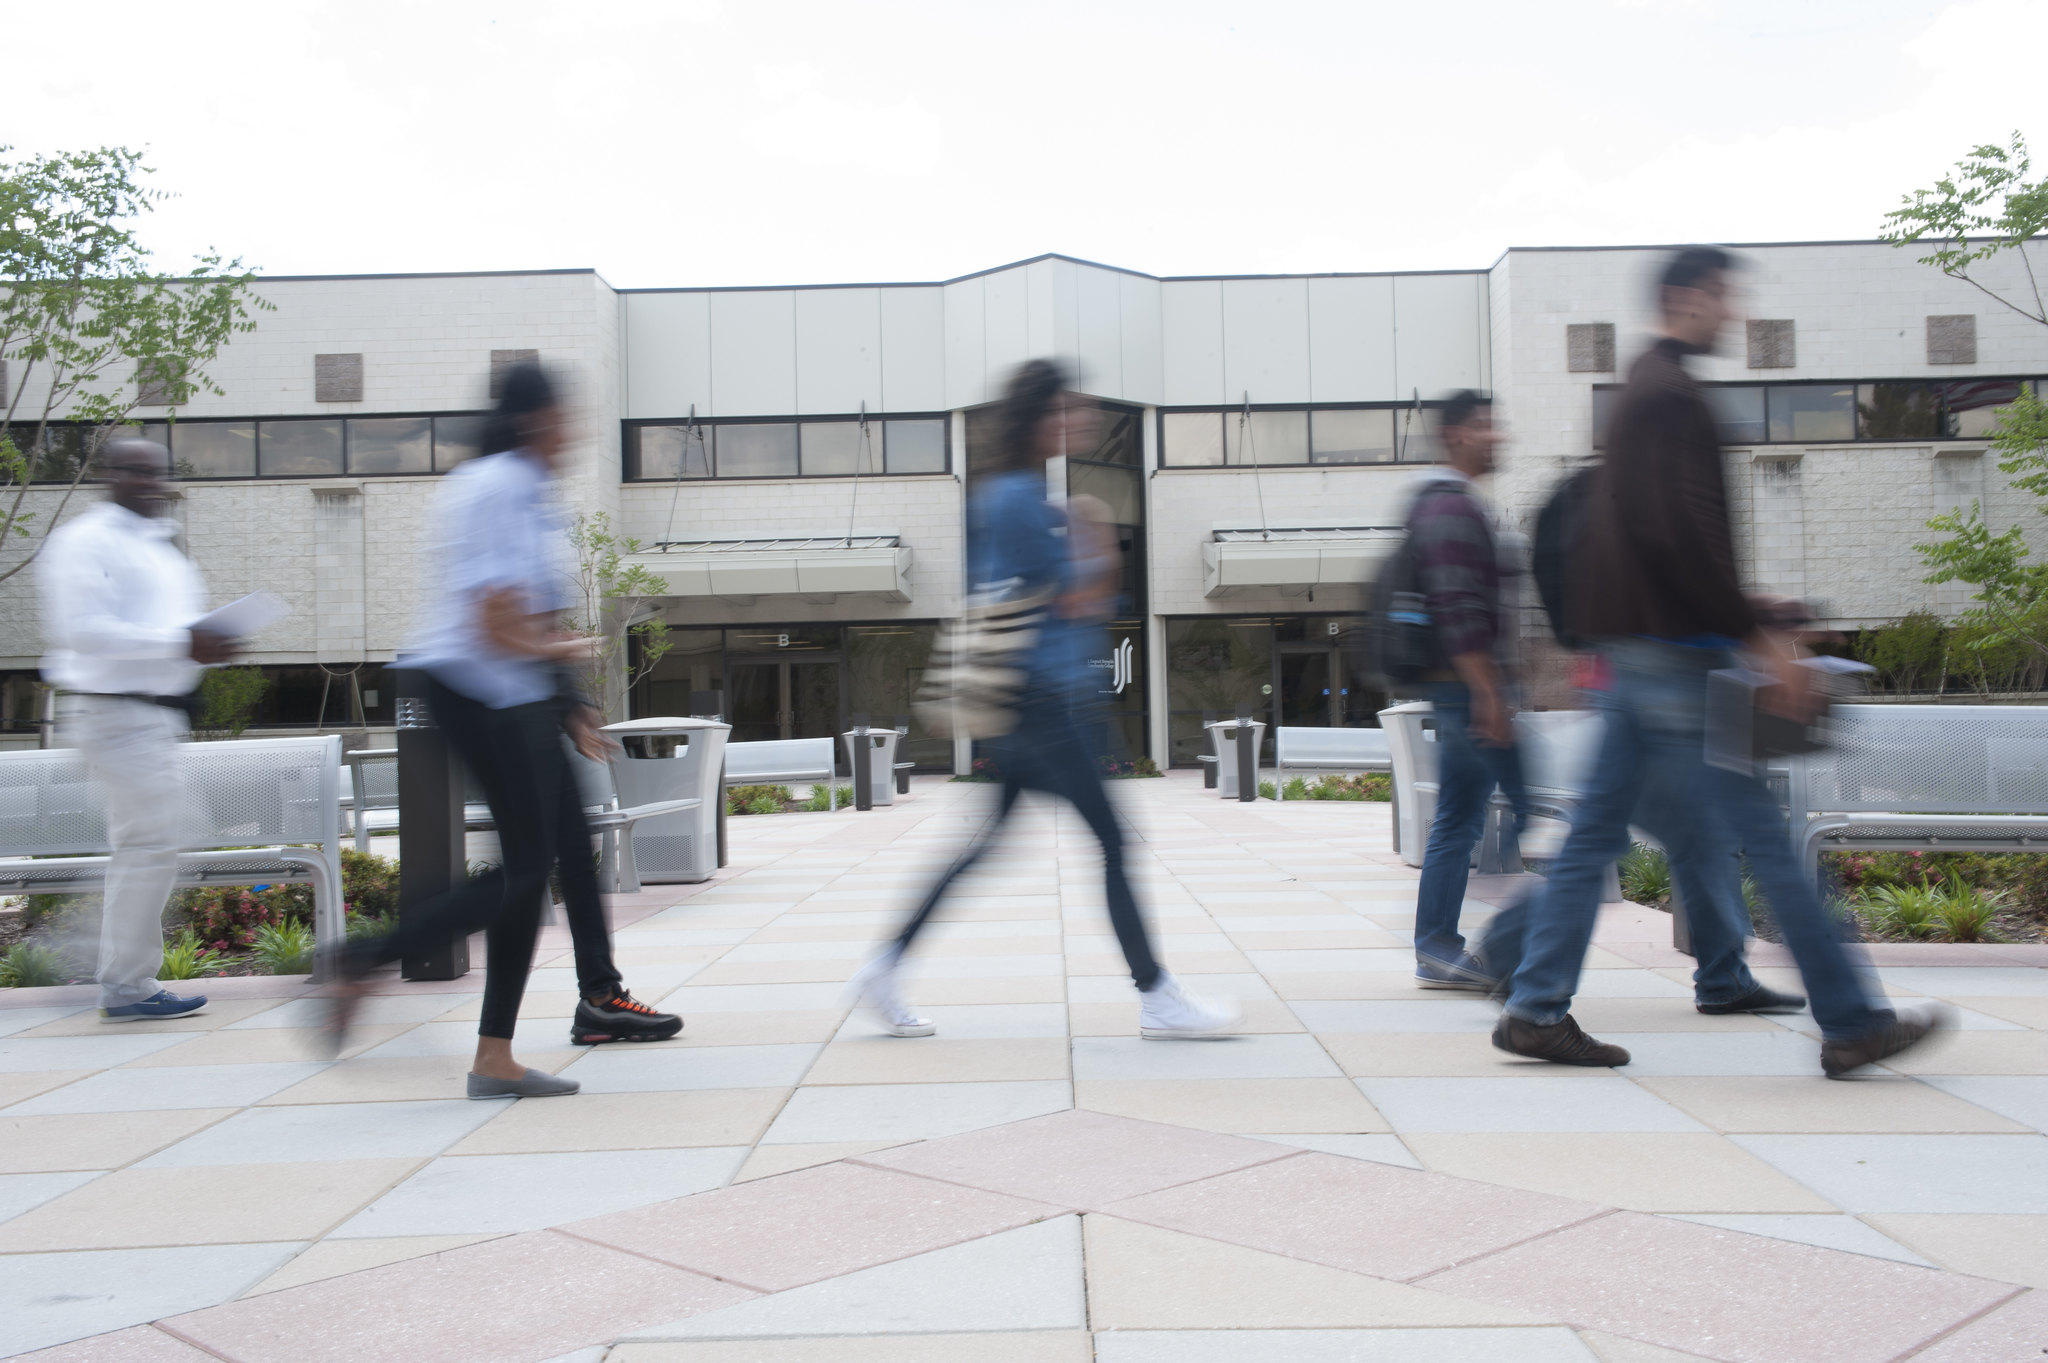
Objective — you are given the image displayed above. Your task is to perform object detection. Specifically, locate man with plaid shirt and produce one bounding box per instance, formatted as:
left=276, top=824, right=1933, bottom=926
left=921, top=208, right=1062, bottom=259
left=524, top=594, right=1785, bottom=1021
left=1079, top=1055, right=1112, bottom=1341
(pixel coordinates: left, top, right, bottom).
left=1408, top=390, right=1528, bottom=990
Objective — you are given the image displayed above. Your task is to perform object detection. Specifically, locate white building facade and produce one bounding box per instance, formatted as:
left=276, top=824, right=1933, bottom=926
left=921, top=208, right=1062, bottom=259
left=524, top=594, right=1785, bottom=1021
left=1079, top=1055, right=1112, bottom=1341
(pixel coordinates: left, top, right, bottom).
left=4, top=241, right=2044, bottom=767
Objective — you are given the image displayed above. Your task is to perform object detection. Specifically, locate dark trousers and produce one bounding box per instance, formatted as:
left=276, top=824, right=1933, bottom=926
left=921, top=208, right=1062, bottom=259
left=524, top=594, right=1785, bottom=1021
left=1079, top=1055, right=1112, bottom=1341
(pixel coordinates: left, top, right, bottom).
left=895, top=699, right=1161, bottom=990
left=358, top=677, right=622, bottom=1039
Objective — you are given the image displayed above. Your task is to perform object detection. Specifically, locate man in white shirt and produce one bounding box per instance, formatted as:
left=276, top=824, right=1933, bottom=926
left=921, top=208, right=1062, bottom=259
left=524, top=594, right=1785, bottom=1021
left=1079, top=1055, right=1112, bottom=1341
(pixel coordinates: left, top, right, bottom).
left=37, top=438, right=236, bottom=1021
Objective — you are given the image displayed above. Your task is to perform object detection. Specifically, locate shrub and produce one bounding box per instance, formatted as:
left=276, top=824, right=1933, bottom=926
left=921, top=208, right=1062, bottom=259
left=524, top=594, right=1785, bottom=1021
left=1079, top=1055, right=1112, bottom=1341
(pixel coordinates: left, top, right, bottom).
left=176, top=887, right=286, bottom=953
left=345, top=911, right=394, bottom=942
left=0, top=943, right=74, bottom=988
left=160, top=930, right=229, bottom=981
left=1257, top=780, right=1276, bottom=799
left=250, top=920, right=317, bottom=975
left=1857, top=883, right=1946, bottom=940
left=726, top=784, right=792, bottom=816
left=1282, top=776, right=1311, bottom=801
left=194, top=665, right=271, bottom=739
left=1099, top=756, right=1163, bottom=779
left=341, top=849, right=400, bottom=920
left=1618, top=844, right=1673, bottom=904
left=800, top=784, right=855, bottom=812
left=1935, top=888, right=2005, bottom=943
left=1305, top=773, right=1391, bottom=801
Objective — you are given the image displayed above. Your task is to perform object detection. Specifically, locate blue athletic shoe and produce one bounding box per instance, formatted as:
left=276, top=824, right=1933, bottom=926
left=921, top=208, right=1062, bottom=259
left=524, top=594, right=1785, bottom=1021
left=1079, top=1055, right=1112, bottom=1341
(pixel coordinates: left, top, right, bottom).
left=101, top=990, right=208, bottom=1022
left=1414, top=953, right=1496, bottom=993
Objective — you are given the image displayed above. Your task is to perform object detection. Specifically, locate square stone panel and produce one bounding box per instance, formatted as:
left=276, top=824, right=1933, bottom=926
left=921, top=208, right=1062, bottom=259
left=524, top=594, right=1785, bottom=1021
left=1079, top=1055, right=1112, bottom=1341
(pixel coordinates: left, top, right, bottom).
left=856, top=1109, right=1291, bottom=1209
left=1424, top=1209, right=2018, bottom=1363
left=1927, top=314, right=1977, bottom=365
left=562, top=1158, right=1061, bottom=1292
left=1102, top=1150, right=1603, bottom=1282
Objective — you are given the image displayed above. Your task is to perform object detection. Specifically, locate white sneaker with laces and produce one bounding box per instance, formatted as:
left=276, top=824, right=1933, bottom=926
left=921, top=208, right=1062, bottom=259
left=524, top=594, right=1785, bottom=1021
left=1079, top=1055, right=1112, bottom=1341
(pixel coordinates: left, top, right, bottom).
left=851, top=953, right=936, bottom=1038
left=1138, top=972, right=1242, bottom=1039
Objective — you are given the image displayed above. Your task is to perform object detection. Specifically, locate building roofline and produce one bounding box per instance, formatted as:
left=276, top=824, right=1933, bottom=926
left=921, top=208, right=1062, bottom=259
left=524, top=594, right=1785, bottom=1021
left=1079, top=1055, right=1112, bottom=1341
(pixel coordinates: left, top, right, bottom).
left=250, top=266, right=611, bottom=286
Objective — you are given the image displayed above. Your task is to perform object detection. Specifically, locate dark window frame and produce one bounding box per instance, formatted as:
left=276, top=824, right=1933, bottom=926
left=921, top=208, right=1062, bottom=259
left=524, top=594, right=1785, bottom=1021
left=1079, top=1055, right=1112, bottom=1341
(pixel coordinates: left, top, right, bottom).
left=1157, top=402, right=1445, bottom=469
left=622, top=413, right=953, bottom=482
left=1591, top=376, right=2046, bottom=449
left=18, top=411, right=492, bottom=483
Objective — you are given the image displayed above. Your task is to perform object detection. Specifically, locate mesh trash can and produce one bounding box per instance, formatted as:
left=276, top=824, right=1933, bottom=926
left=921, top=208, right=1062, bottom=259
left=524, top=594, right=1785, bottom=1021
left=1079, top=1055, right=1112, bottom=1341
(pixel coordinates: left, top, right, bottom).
left=1379, top=701, right=1437, bottom=866
left=601, top=717, right=730, bottom=883
left=1206, top=718, right=1266, bottom=799
left=842, top=726, right=902, bottom=808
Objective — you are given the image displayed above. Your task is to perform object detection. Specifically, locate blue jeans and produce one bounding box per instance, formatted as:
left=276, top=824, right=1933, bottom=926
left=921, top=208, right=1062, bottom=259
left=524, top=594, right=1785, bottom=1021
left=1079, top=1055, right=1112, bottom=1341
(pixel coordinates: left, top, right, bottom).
left=1502, top=640, right=1882, bottom=1040
left=897, top=697, right=1160, bottom=990
left=1414, top=681, right=1530, bottom=965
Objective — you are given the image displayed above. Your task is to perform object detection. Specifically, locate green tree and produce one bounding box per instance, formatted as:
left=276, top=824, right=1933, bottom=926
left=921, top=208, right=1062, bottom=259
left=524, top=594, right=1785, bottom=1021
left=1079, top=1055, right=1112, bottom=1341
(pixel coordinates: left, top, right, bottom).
left=1887, top=134, right=2048, bottom=685
left=1882, top=132, right=2047, bottom=326
left=194, top=666, right=270, bottom=739
left=1, top=146, right=268, bottom=583
left=564, top=511, right=671, bottom=718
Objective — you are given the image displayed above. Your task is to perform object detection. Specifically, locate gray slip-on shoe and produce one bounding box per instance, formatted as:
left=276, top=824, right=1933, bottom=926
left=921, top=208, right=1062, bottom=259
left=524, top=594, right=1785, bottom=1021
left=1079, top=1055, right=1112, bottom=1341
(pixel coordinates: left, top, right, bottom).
left=467, top=1067, right=580, bottom=1099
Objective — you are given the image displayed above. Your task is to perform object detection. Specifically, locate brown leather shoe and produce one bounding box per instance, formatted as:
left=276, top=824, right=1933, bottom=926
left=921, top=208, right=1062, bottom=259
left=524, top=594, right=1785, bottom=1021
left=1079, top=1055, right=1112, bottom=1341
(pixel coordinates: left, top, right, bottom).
left=1820, top=1006, right=1950, bottom=1079
left=1492, top=1013, right=1631, bottom=1067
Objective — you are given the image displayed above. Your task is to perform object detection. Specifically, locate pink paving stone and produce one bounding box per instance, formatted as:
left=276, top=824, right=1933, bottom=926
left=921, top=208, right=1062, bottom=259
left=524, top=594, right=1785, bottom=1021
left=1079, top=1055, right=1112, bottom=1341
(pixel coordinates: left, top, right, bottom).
left=163, top=1230, right=752, bottom=1363
left=1905, top=1286, right=2048, bottom=1360
left=1100, top=1151, right=1606, bottom=1283
left=1420, top=1210, right=2018, bottom=1363
left=853, top=1109, right=1293, bottom=1210
left=15, top=1325, right=219, bottom=1361
left=1982, top=943, right=2048, bottom=965
left=559, top=1157, right=1063, bottom=1293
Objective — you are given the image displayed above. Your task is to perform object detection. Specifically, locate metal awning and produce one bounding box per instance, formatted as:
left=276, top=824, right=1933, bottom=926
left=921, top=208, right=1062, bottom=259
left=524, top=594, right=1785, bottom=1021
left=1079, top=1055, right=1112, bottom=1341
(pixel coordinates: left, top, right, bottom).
left=627, top=535, right=913, bottom=603
left=1201, top=526, right=1401, bottom=597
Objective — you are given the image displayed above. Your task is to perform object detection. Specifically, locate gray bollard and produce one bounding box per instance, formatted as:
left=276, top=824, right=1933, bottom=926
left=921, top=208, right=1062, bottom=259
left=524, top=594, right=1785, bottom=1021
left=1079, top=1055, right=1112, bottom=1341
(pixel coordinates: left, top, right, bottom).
left=1236, top=720, right=1257, bottom=803
left=393, top=669, right=470, bottom=981
left=852, top=722, right=874, bottom=811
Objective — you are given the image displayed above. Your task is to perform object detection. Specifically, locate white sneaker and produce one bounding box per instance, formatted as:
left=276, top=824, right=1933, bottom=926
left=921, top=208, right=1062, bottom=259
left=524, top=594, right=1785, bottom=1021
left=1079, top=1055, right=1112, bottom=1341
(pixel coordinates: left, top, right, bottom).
left=851, top=954, right=935, bottom=1038
left=1138, top=973, right=1242, bottom=1039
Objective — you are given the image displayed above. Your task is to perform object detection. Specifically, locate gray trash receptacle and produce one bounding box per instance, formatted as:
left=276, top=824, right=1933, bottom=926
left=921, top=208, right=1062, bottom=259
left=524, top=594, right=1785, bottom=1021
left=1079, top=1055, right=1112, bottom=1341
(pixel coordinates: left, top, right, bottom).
left=1206, top=719, right=1267, bottom=799
left=842, top=726, right=902, bottom=808
left=1379, top=702, right=1437, bottom=866
left=601, top=717, right=730, bottom=883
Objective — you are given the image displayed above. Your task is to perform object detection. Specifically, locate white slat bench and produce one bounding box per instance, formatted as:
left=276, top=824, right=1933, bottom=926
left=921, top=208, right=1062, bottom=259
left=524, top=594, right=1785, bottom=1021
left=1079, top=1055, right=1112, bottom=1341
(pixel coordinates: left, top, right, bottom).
left=0, top=735, right=347, bottom=974
left=723, top=738, right=838, bottom=811
left=1272, top=726, right=1391, bottom=800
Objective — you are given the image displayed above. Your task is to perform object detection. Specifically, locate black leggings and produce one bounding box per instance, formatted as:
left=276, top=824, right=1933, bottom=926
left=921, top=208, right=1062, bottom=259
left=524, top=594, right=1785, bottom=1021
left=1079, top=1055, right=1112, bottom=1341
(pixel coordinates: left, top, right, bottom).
left=357, top=677, right=621, bottom=1039
left=896, top=701, right=1160, bottom=990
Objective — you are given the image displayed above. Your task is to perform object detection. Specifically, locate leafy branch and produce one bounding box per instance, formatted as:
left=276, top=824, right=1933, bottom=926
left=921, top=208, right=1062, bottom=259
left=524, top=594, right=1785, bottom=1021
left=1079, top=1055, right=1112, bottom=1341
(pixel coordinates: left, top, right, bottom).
left=564, top=511, right=671, bottom=718
left=1881, top=132, right=2048, bottom=327
left=0, top=145, right=269, bottom=583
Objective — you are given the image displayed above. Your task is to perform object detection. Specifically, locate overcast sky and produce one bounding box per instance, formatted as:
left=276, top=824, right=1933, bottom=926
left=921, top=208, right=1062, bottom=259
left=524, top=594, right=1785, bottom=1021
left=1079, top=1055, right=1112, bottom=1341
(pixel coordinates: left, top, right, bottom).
left=8, top=0, right=2041, bottom=288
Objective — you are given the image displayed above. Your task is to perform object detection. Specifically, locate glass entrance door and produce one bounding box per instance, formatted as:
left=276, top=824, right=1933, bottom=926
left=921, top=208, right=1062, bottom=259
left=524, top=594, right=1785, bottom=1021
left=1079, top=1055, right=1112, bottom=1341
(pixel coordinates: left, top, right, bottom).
left=1277, top=648, right=1337, bottom=728
left=727, top=657, right=845, bottom=752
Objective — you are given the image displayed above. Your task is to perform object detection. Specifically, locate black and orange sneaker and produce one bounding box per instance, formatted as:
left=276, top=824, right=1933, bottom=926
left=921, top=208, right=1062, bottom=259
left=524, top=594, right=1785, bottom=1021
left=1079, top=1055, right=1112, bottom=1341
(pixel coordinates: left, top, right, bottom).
left=571, top=990, right=682, bottom=1045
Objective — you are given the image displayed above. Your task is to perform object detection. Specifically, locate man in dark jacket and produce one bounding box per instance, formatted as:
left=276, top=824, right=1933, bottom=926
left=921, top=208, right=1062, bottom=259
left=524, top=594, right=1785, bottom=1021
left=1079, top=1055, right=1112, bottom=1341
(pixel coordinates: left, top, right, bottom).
left=1493, top=247, right=1944, bottom=1078
left=1409, top=391, right=1529, bottom=988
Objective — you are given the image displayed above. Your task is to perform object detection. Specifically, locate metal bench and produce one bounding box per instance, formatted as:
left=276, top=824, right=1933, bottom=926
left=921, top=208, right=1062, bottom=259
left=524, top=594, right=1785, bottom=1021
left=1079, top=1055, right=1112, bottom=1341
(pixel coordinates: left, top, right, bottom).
left=0, top=735, right=347, bottom=974
left=1789, top=703, right=2048, bottom=888
left=724, top=738, right=838, bottom=811
left=339, top=746, right=697, bottom=894
left=1273, top=726, right=1390, bottom=800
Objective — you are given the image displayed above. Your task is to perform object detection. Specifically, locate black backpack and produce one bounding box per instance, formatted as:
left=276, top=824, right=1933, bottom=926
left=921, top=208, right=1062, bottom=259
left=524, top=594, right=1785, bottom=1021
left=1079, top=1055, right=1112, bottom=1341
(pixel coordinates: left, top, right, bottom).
left=1364, top=478, right=1460, bottom=687
left=1531, top=465, right=1598, bottom=650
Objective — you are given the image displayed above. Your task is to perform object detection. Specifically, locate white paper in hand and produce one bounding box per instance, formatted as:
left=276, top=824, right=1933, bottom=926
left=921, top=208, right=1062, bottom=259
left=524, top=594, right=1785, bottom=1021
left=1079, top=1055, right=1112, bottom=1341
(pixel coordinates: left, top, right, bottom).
left=193, top=592, right=289, bottom=639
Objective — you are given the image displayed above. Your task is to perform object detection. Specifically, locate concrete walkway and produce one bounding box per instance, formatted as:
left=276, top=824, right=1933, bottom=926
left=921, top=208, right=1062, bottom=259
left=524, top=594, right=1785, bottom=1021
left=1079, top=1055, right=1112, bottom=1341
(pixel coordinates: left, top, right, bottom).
left=2, top=773, right=2045, bottom=1361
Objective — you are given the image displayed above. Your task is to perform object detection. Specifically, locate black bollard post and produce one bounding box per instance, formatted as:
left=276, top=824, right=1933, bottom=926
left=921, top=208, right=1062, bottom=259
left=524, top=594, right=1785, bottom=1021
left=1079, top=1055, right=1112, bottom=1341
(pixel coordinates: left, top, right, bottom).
left=1235, top=710, right=1257, bottom=803
left=852, top=717, right=874, bottom=812
left=393, top=669, right=469, bottom=980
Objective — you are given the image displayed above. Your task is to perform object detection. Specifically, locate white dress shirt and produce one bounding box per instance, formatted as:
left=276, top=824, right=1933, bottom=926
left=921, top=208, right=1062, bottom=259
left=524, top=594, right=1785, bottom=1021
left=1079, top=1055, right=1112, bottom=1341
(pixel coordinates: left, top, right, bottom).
left=402, top=449, right=576, bottom=709
left=36, top=501, right=207, bottom=696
